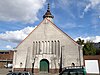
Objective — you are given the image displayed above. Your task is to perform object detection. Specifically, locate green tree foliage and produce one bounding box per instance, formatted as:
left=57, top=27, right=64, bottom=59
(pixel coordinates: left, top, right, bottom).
left=96, top=48, right=100, bottom=55
left=76, top=38, right=84, bottom=45
left=83, top=41, right=96, bottom=55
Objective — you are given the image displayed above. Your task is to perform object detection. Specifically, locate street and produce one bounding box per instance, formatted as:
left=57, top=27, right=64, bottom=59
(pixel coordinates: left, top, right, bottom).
left=0, top=68, right=11, bottom=75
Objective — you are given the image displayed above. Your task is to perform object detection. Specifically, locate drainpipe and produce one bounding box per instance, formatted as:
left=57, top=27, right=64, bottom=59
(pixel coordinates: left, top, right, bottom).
left=78, top=45, right=81, bottom=66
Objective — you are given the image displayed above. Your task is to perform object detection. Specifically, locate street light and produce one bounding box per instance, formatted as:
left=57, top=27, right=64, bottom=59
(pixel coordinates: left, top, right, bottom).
left=32, top=56, right=37, bottom=73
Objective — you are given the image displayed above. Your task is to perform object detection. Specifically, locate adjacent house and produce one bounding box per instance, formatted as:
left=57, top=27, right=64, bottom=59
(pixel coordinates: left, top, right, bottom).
left=0, top=50, right=13, bottom=68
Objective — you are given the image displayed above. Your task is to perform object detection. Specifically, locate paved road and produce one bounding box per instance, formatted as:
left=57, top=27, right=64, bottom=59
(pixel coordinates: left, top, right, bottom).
left=34, top=73, right=58, bottom=75
left=0, top=68, right=11, bottom=75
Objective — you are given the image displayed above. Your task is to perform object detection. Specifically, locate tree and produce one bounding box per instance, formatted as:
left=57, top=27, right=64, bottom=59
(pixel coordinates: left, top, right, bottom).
left=96, top=48, right=100, bottom=55
left=83, top=41, right=96, bottom=55
left=76, top=38, right=84, bottom=45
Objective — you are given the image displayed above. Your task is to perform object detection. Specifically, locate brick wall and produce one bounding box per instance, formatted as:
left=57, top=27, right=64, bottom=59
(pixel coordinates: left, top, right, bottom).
left=0, top=50, right=13, bottom=60
left=0, top=50, right=14, bottom=68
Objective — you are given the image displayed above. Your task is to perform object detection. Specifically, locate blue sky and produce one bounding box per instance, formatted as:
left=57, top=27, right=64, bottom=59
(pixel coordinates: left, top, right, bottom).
left=0, top=0, right=100, bottom=50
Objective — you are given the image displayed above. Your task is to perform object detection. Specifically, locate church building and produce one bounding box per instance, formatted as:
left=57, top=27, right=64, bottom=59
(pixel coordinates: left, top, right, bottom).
left=13, top=4, right=83, bottom=74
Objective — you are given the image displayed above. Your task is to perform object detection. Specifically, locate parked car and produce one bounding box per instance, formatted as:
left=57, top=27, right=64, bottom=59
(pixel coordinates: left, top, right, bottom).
left=4, top=64, right=13, bottom=68
left=59, top=66, right=86, bottom=75
left=7, top=71, right=33, bottom=75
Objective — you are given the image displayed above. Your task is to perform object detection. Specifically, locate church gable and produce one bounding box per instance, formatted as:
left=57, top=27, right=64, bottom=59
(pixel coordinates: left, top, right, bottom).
left=16, top=18, right=78, bottom=49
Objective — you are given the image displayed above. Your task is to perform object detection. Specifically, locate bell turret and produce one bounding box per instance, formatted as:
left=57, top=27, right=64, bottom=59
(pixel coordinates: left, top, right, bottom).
left=43, top=3, right=54, bottom=21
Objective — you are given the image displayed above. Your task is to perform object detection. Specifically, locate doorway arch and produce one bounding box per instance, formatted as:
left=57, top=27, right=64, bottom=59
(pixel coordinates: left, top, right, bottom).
left=40, top=59, right=49, bottom=72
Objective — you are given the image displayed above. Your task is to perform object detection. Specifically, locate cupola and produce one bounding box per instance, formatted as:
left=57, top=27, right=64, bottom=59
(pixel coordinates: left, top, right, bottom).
left=43, top=3, right=54, bottom=21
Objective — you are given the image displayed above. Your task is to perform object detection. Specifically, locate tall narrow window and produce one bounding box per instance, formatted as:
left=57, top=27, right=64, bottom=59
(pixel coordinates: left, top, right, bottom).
left=55, top=41, right=56, bottom=55
left=49, top=41, right=51, bottom=54
left=36, top=41, right=37, bottom=54
left=34, top=41, right=36, bottom=55
left=39, top=41, right=40, bottom=54
left=33, top=42, right=35, bottom=56
left=46, top=41, right=47, bottom=53
left=51, top=41, right=53, bottom=54
left=44, top=41, right=46, bottom=54
left=40, top=41, right=43, bottom=54
left=58, top=40, right=60, bottom=57
left=42, top=41, right=44, bottom=54
left=47, top=41, right=50, bottom=54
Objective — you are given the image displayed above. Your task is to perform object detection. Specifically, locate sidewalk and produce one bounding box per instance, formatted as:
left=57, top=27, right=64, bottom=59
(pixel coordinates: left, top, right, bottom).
left=34, top=73, right=58, bottom=75
left=0, top=68, right=11, bottom=75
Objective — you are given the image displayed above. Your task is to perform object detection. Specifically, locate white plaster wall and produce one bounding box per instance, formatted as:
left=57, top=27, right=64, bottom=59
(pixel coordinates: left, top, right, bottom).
left=33, top=54, right=59, bottom=69
left=13, top=18, right=83, bottom=69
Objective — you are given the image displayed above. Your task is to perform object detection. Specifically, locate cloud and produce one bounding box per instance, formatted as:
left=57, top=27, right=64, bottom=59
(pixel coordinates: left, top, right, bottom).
left=56, top=0, right=76, bottom=19
left=0, top=26, right=36, bottom=43
left=60, top=23, right=83, bottom=29
left=81, top=0, right=100, bottom=18
left=75, top=36, right=100, bottom=43
left=6, top=45, right=12, bottom=49
left=0, top=0, right=46, bottom=23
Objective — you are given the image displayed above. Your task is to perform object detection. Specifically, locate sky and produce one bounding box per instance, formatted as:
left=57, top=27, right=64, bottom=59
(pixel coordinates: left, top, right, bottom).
left=0, top=0, right=100, bottom=50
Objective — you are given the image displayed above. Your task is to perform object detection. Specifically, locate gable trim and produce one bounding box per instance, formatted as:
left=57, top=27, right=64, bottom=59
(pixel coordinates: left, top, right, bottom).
left=16, top=19, right=46, bottom=48
left=46, top=18, right=79, bottom=46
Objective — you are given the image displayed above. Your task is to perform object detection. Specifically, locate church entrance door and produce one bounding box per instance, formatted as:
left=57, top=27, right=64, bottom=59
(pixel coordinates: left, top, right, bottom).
left=40, top=59, right=49, bottom=72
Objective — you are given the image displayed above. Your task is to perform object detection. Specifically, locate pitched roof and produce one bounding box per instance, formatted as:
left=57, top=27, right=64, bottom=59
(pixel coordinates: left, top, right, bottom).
left=46, top=18, right=79, bottom=46
left=16, top=18, right=79, bottom=48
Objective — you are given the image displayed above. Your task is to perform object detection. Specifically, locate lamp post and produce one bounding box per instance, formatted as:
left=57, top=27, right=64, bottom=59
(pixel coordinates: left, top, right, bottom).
left=59, top=46, right=64, bottom=73
left=32, top=56, right=36, bottom=74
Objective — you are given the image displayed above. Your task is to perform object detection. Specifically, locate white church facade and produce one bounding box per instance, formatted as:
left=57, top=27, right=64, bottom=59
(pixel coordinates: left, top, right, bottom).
left=13, top=4, right=83, bottom=74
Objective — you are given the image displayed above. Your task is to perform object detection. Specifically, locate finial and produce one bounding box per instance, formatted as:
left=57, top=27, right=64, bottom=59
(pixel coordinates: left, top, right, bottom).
left=43, top=3, right=54, bottom=19
left=48, top=3, right=50, bottom=10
